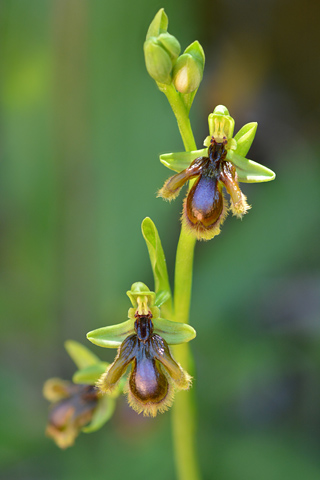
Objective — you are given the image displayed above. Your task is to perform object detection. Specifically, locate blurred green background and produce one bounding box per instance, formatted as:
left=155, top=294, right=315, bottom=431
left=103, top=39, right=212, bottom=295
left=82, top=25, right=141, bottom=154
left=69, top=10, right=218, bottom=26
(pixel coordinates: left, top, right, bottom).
left=1, top=0, right=320, bottom=479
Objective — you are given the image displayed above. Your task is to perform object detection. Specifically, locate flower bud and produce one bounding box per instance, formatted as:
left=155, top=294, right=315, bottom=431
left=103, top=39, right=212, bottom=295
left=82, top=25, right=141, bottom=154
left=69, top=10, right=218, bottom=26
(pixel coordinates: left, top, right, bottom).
left=173, top=55, right=201, bottom=94
left=144, top=39, right=173, bottom=84
left=172, top=41, right=205, bottom=94
left=144, top=9, right=181, bottom=85
left=208, top=105, right=235, bottom=142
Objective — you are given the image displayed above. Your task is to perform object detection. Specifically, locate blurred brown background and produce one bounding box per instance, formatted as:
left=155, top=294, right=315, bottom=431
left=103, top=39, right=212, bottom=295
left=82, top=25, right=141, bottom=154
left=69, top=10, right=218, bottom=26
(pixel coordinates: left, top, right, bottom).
left=1, top=0, right=320, bottom=479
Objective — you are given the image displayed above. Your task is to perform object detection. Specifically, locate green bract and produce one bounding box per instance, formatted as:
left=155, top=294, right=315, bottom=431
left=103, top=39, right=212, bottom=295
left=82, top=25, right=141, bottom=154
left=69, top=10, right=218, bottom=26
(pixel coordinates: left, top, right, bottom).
left=87, top=282, right=196, bottom=349
left=160, top=105, right=275, bottom=183
left=141, top=217, right=172, bottom=318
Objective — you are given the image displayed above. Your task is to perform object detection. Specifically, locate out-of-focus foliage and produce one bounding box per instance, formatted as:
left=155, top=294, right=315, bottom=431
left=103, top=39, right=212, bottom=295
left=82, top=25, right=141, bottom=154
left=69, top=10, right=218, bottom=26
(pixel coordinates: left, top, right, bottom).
left=0, top=0, right=320, bottom=479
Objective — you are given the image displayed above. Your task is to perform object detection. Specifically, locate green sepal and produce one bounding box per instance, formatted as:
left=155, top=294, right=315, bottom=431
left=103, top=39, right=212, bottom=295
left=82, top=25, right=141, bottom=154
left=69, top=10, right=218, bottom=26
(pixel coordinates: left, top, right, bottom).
left=160, top=148, right=207, bottom=172
left=82, top=396, right=116, bottom=433
left=64, top=340, right=101, bottom=370
left=153, top=318, right=196, bottom=345
left=233, top=122, right=258, bottom=157
left=86, top=319, right=134, bottom=349
left=72, top=363, right=109, bottom=385
left=155, top=290, right=171, bottom=308
left=141, top=217, right=172, bottom=317
left=227, top=150, right=276, bottom=183
left=184, top=41, right=205, bottom=69
left=146, top=8, right=168, bottom=39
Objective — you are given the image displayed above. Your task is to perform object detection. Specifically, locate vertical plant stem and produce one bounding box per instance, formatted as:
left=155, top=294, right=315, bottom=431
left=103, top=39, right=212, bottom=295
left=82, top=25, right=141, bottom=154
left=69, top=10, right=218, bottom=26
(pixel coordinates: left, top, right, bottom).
left=160, top=84, right=201, bottom=480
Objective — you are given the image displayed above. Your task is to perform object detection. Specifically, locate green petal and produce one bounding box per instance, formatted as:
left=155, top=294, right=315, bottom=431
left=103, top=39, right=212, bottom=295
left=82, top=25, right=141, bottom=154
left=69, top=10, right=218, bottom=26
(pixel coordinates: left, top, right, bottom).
left=153, top=318, right=196, bottom=345
left=233, top=122, right=257, bottom=157
left=64, top=340, right=101, bottom=369
left=82, top=396, right=116, bottom=433
left=72, top=363, right=109, bottom=385
left=160, top=149, right=207, bottom=172
left=227, top=150, right=276, bottom=183
left=184, top=41, right=205, bottom=69
left=86, top=319, right=134, bottom=348
left=141, top=217, right=172, bottom=317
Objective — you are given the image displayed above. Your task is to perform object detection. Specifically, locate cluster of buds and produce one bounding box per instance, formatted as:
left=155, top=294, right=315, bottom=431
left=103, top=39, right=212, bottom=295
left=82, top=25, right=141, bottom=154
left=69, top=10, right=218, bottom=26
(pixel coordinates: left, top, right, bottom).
left=87, top=282, right=196, bottom=417
left=158, top=105, right=275, bottom=240
left=144, top=9, right=205, bottom=94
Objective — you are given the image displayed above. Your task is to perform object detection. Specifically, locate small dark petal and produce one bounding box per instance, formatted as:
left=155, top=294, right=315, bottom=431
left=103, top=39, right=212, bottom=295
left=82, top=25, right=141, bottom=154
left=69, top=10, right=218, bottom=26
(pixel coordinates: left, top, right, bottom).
left=158, top=156, right=206, bottom=201
left=98, top=335, right=137, bottom=394
left=220, top=161, right=250, bottom=217
left=150, top=335, right=191, bottom=390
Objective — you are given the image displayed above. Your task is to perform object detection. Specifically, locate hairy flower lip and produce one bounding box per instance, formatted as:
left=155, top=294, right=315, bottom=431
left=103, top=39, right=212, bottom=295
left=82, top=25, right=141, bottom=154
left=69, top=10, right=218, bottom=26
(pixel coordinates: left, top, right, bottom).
left=97, top=329, right=191, bottom=417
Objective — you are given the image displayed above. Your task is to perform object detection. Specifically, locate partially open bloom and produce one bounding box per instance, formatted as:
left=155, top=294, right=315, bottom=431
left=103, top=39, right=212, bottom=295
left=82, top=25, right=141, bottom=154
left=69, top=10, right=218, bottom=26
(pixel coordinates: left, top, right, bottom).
left=44, top=380, right=99, bottom=449
left=158, top=105, right=276, bottom=240
left=87, top=282, right=196, bottom=417
left=43, top=341, right=116, bottom=448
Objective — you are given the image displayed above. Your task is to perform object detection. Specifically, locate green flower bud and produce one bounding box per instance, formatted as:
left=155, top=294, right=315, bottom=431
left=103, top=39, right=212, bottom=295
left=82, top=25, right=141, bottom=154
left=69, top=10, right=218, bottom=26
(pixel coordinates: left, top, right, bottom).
left=144, top=9, right=181, bottom=85
left=208, top=105, right=235, bottom=142
left=173, top=55, right=201, bottom=94
left=144, top=39, right=173, bottom=84
left=173, top=41, right=205, bottom=94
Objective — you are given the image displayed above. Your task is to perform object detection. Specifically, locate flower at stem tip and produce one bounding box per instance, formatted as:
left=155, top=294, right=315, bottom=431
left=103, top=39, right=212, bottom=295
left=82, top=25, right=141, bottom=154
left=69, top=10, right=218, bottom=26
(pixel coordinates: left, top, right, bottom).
left=158, top=105, right=276, bottom=240
left=87, top=282, right=196, bottom=417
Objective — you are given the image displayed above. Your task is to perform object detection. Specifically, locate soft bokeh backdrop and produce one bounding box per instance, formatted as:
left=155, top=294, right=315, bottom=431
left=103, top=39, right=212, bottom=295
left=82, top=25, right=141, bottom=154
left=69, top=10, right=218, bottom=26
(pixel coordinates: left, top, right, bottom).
left=1, top=0, right=320, bottom=479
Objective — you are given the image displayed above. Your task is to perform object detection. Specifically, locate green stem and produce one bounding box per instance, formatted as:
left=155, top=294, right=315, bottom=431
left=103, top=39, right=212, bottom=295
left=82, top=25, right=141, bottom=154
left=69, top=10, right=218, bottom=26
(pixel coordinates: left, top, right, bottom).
left=159, top=82, right=201, bottom=480
left=157, top=84, right=196, bottom=151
